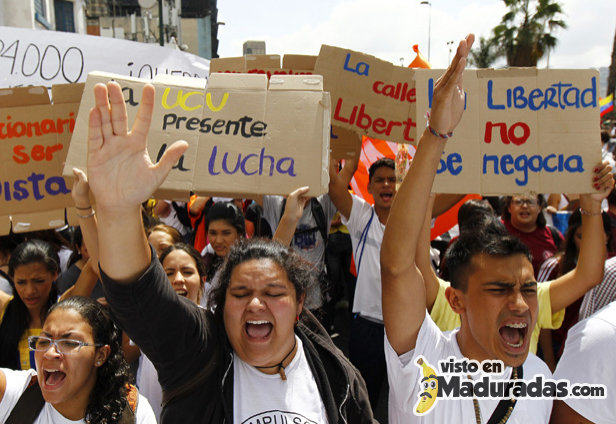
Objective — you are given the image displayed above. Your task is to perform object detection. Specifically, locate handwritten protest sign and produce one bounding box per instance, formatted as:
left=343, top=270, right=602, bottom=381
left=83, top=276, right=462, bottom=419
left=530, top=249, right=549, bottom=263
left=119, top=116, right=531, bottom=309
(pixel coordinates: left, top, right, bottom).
left=0, top=83, right=82, bottom=234
left=64, top=71, right=331, bottom=199
left=413, top=68, right=600, bottom=194
left=314, top=45, right=417, bottom=144
left=210, top=54, right=316, bottom=79
left=0, top=26, right=209, bottom=88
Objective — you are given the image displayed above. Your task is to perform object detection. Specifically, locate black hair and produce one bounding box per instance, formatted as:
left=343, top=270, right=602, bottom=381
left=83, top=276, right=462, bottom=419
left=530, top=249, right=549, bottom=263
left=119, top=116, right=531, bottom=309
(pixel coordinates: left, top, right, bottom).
left=457, top=199, right=495, bottom=234
left=556, top=209, right=612, bottom=276
left=49, top=296, right=130, bottom=424
left=501, top=194, right=547, bottom=227
left=442, top=231, right=531, bottom=291
left=0, top=239, right=59, bottom=369
left=608, top=188, right=616, bottom=207
left=205, top=201, right=246, bottom=238
left=67, top=227, right=84, bottom=269
left=368, top=158, right=395, bottom=182
left=207, top=238, right=318, bottom=321
left=601, top=130, right=609, bottom=144
left=160, top=243, right=207, bottom=301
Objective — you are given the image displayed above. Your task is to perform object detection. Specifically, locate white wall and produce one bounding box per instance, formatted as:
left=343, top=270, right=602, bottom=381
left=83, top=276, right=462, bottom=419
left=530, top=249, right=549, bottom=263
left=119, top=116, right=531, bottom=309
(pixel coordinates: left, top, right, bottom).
left=1, top=0, right=35, bottom=28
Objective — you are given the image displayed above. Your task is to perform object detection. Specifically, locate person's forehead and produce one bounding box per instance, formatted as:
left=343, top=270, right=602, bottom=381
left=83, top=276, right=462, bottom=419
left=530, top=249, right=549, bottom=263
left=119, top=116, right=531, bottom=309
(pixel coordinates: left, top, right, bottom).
left=467, top=253, right=534, bottom=284
left=229, top=258, right=291, bottom=288
left=13, top=262, right=51, bottom=277
left=43, top=309, right=92, bottom=338
left=372, top=166, right=395, bottom=177
left=164, top=249, right=196, bottom=267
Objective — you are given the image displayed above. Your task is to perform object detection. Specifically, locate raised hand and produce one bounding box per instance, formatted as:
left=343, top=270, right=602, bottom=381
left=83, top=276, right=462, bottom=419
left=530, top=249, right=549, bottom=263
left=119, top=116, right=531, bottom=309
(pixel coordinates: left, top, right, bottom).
left=86, top=82, right=188, bottom=212
left=428, top=34, right=475, bottom=136
left=589, top=161, right=614, bottom=202
left=71, top=167, right=91, bottom=208
left=285, top=186, right=311, bottom=223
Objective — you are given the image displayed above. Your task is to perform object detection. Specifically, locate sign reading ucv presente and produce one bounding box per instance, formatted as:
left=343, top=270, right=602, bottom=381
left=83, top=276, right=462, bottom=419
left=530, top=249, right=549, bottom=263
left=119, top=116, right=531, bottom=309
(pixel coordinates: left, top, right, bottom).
left=64, top=72, right=331, bottom=199
left=413, top=68, right=600, bottom=194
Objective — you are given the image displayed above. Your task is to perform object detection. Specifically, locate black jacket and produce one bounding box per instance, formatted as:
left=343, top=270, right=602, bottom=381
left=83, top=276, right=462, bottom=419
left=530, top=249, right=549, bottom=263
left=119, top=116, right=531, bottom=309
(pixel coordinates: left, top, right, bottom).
left=101, top=250, right=377, bottom=423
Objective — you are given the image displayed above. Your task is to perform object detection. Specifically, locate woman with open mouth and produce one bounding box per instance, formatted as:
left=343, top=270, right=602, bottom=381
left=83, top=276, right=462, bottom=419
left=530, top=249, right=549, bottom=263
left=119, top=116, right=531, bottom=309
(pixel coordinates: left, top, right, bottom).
left=83, top=81, right=376, bottom=423
left=0, top=296, right=156, bottom=423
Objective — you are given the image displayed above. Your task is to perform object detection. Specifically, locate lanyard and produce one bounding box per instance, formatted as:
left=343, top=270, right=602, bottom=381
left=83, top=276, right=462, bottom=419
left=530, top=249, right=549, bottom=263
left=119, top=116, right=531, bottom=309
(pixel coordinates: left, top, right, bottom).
left=355, top=209, right=375, bottom=276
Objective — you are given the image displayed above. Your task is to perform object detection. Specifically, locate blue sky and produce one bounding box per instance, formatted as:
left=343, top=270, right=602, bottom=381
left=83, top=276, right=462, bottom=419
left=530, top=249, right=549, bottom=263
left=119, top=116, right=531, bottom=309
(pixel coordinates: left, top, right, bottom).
left=216, top=0, right=615, bottom=69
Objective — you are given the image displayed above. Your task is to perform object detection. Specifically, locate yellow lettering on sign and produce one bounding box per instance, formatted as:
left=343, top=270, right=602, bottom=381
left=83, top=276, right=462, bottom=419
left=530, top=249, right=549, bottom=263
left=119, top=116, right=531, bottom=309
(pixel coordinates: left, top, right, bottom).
left=206, top=92, right=229, bottom=112
left=161, top=88, right=204, bottom=111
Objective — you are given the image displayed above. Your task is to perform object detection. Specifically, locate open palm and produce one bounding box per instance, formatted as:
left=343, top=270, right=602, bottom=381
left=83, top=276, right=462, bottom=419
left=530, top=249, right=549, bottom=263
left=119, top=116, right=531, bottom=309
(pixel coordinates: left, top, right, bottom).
left=86, top=82, right=187, bottom=210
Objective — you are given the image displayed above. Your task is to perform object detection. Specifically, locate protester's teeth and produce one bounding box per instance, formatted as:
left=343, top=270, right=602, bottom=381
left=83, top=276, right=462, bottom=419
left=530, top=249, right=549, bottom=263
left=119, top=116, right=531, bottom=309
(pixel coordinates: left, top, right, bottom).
left=247, top=320, right=270, bottom=325
left=505, top=340, right=523, bottom=348
left=505, top=323, right=527, bottom=329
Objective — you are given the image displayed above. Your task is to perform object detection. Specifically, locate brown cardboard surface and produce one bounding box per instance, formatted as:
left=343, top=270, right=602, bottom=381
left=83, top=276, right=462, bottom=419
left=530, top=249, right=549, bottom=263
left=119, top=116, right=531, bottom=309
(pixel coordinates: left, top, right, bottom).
left=210, top=54, right=316, bottom=78
left=0, top=84, right=79, bottom=234
left=314, top=45, right=417, bottom=144
left=64, top=71, right=331, bottom=198
left=413, top=68, right=601, bottom=194
left=330, top=126, right=362, bottom=160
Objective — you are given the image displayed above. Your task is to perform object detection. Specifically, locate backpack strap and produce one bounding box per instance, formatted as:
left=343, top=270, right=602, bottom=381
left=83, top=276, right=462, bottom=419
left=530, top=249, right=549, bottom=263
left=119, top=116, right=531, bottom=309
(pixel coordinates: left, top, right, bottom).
left=6, top=375, right=45, bottom=424
left=485, top=365, right=524, bottom=424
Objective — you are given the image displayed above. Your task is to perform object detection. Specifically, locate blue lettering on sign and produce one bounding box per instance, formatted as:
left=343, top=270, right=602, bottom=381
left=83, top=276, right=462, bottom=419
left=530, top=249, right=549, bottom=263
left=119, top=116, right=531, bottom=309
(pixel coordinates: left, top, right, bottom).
left=0, top=173, right=69, bottom=202
left=487, top=77, right=597, bottom=110
left=343, top=53, right=370, bottom=76
left=436, top=152, right=463, bottom=176
left=482, top=153, right=584, bottom=186
left=208, top=146, right=296, bottom=177
left=330, top=127, right=338, bottom=139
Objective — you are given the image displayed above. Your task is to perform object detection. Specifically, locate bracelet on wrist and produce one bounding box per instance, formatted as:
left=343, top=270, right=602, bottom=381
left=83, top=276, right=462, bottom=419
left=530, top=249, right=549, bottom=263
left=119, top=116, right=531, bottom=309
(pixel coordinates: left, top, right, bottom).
left=425, top=110, right=453, bottom=139
left=75, top=205, right=92, bottom=210
left=77, top=210, right=96, bottom=219
left=580, top=208, right=602, bottom=216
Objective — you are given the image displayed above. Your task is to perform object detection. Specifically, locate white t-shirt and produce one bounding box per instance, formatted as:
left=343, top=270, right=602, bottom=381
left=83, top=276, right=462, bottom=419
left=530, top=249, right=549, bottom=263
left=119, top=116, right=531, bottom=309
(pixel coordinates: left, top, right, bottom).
left=385, top=313, right=553, bottom=424
left=263, top=194, right=337, bottom=270
left=136, top=354, right=163, bottom=422
left=0, top=368, right=157, bottom=423
left=342, top=195, right=386, bottom=321
left=233, top=336, right=329, bottom=424
left=554, top=301, right=616, bottom=423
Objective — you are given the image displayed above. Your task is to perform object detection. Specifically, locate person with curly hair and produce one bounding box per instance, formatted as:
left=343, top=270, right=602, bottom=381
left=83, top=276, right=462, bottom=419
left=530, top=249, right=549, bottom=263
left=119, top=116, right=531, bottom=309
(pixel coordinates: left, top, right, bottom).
left=0, top=296, right=156, bottom=423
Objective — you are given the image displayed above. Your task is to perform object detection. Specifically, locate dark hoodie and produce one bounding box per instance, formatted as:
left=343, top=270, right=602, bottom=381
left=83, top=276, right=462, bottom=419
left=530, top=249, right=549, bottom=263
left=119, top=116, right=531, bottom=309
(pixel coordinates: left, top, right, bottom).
left=101, top=249, right=377, bottom=424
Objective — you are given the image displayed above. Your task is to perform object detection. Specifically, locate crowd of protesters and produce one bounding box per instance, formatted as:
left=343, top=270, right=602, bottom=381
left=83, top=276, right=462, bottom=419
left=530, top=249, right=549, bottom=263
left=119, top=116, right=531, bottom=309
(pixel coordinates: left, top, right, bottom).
left=0, top=34, right=615, bottom=424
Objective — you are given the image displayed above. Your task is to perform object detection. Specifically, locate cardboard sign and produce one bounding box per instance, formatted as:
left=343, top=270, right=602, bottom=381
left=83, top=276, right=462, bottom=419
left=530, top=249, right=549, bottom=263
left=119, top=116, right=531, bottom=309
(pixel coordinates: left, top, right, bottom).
left=0, top=83, right=82, bottom=234
left=63, top=71, right=331, bottom=199
left=330, top=126, right=361, bottom=160
left=210, top=54, right=316, bottom=79
left=314, top=45, right=417, bottom=144
left=413, top=68, right=601, bottom=194
left=0, top=26, right=210, bottom=88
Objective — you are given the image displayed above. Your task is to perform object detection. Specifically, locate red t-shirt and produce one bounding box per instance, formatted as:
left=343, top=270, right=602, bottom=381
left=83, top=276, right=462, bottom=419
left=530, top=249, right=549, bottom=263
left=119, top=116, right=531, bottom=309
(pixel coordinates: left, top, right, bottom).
left=503, top=219, right=562, bottom=278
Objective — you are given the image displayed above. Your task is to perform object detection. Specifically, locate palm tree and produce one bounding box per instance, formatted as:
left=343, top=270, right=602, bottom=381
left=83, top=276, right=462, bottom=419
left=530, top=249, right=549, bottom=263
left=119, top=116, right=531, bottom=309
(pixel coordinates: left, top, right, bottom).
left=492, top=0, right=567, bottom=67
left=469, top=36, right=500, bottom=68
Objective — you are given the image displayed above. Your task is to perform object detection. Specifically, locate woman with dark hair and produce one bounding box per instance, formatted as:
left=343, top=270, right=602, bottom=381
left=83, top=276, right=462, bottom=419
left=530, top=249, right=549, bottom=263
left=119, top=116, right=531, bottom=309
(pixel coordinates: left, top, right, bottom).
left=147, top=224, right=183, bottom=257
left=0, top=296, right=156, bottom=423
left=202, top=201, right=247, bottom=281
left=536, top=209, right=613, bottom=369
left=502, top=194, right=564, bottom=277
left=82, top=81, right=375, bottom=422
left=0, top=240, right=60, bottom=370
left=135, top=242, right=207, bottom=420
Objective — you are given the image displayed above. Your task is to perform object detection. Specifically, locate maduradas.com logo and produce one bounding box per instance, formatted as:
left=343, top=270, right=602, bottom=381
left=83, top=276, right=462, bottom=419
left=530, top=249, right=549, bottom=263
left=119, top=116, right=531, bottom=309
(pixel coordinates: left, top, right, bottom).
left=414, top=355, right=606, bottom=416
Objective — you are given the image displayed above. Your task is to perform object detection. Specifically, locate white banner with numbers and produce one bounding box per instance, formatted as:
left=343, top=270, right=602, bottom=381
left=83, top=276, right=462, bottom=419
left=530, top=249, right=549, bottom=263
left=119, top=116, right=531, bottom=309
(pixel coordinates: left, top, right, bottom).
left=0, top=26, right=210, bottom=88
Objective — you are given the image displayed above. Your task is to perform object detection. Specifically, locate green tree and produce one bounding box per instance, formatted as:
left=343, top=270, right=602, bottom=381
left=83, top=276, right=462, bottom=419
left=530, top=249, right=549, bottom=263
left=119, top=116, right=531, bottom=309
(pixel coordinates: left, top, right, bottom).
left=469, top=36, right=500, bottom=68
left=492, top=0, right=567, bottom=67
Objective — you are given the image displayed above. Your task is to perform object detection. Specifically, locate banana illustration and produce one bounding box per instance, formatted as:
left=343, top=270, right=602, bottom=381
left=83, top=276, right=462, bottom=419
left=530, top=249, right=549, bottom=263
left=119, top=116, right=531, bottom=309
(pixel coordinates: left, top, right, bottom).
left=415, top=356, right=439, bottom=415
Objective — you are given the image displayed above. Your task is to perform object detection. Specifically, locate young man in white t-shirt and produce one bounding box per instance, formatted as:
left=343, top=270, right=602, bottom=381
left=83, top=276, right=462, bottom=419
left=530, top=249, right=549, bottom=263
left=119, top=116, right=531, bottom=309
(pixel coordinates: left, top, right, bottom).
left=329, top=149, right=397, bottom=408
left=381, top=34, right=556, bottom=423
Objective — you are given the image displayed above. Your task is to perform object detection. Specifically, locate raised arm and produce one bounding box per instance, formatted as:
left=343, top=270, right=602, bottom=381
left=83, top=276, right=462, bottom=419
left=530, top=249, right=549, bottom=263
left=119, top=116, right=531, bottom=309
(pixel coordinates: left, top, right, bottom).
left=58, top=259, right=99, bottom=301
left=71, top=167, right=100, bottom=265
left=381, top=34, right=474, bottom=355
left=548, top=162, right=613, bottom=311
left=416, top=195, right=441, bottom=310
left=328, top=142, right=360, bottom=220
left=272, top=187, right=310, bottom=245
left=87, top=82, right=187, bottom=283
